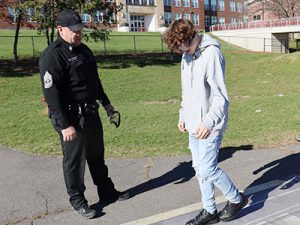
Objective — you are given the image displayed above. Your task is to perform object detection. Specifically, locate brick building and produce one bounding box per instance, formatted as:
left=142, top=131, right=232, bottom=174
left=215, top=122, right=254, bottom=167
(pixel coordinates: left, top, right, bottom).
left=0, top=0, right=34, bottom=29
left=0, top=0, right=247, bottom=32
left=246, top=0, right=300, bottom=22
left=246, top=0, right=279, bottom=21
left=164, top=0, right=246, bottom=32
left=164, top=0, right=205, bottom=31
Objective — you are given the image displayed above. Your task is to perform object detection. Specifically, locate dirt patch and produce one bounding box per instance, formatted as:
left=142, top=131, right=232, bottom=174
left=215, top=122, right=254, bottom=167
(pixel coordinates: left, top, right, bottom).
left=143, top=99, right=179, bottom=105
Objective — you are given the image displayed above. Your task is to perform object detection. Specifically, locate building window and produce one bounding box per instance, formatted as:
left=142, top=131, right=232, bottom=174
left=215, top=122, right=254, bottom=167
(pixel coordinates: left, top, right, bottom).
left=164, top=12, right=172, bottom=25
left=174, top=13, right=181, bottom=20
left=174, top=0, right=181, bottom=7
left=192, top=13, right=199, bottom=25
left=211, top=16, right=217, bottom=25
left=94, top=11, right=103, bottom=23
left=81, top=13, right=91, bottom=23
left=183, top=0, right=190, bottom=7
left=164, top=0, right=171, bottom=6
left=130, top=15, right=145, bottom=32
left=230, top=16, right=235, bottom=25
left=253, top=15, right=261, bottom=21
left=243, top=2, right=248, bottom=13
left=219, top=17, right=225, bottom=25
left=219, top=0, right=225, bottom=11
left=183, top=13, right=190, bottom=20
left=205, top=15, right=210, bottom=27
left=237, top=2, right=242, bottom=13
left=204, top=0, right=209, bottom=10
left=230, top=1, right=236, bottom=12
left=127, top=0, right=153, bottom=6
left=25, top=8, right=35, bottom=22
left=94, top=10, right=115, bottom=23
left=211, top=0, right=217, bottom=11
left=7, top=6, right=17, bottom=23
left=127, top=0, right=136, bottom=5
left=237, top=17, right=243, bottom=24
left=191, top=0, right=198, bottom=8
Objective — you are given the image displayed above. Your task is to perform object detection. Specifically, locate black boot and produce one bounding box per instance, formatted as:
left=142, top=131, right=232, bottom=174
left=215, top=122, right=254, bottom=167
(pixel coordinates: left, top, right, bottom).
left=98, top=178, right=130, bottom=203
left=101, top=190, right=130, bottom=203
left=219, top=192, right=248, bottom=222
left=186, top=209, right=219, bottom=225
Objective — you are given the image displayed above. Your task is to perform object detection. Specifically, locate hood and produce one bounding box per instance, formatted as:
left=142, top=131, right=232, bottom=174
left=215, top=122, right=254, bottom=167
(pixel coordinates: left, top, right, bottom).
left=194, top=34, right=221, bottom=58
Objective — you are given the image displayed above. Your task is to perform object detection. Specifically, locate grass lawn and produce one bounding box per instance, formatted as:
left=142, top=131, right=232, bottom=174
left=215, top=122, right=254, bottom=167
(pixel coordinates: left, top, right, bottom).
left=0, top=34, right=299, bottom=158
left=0, top=29, right=167, bottom=59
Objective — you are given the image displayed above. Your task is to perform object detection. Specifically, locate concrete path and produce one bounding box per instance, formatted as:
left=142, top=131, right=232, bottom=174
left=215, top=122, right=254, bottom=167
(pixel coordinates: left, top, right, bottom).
left=0, top=144, right=299, bottom=225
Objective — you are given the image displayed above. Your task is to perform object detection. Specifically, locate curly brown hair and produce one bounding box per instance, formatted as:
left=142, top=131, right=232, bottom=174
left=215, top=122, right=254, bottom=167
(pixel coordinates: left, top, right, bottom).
left=163, top=19, right=196, bottom=52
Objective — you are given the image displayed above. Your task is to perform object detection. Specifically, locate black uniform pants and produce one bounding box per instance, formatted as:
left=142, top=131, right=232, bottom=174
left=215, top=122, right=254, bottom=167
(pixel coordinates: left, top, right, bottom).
left=52, top=112, right=116, bottom=210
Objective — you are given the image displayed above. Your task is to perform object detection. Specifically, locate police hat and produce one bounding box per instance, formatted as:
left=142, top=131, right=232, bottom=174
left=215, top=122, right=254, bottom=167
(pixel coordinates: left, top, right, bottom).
left=57, top=9, right=84, bottom=31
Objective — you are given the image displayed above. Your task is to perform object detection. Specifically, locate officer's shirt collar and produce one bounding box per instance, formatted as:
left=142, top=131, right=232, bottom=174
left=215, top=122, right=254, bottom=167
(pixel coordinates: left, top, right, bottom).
left=59, top=37, right=82, bottom=53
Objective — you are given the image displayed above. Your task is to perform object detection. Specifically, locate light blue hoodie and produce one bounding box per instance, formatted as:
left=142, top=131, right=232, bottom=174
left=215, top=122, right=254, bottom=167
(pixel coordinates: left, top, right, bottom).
left=179, top=34, right=229, bottom=137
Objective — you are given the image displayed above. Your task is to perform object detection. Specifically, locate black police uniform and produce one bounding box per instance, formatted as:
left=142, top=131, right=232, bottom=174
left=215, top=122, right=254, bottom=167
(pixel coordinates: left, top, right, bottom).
left=39, top=37, right=118, bottom=210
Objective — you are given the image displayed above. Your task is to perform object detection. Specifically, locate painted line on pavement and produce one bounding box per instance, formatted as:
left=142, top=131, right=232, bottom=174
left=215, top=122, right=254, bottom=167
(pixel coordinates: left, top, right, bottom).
left=120, top=179, right=289, bottom=225
left=243, top=203, right=300, bottom=225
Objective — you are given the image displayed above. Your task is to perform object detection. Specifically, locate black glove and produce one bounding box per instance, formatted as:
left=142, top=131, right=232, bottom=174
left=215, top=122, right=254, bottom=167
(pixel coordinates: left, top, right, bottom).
left=110, top=111, right=121, bottom=128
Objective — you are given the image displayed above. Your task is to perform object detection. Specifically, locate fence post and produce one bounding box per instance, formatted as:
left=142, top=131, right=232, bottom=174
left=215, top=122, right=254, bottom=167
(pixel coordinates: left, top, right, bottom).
left=31, top=36, right=35, bottom=57
left=161, top=36, right=164, bottom=52
left=227, top=36, right=230, bottom=52
left=103, top=39, right=107, bottom=55
left=263, top=38, right=265, bottom=52
left=133, top=35, right=136, bottom=54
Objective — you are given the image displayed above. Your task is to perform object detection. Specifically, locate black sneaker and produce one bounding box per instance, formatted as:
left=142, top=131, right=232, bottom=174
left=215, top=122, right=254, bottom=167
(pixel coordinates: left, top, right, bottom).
left=76, top=205, right=96, bottom=219
left=186, top=209, right=219, bottom=225
left=219, top=192, right=248, bottom=222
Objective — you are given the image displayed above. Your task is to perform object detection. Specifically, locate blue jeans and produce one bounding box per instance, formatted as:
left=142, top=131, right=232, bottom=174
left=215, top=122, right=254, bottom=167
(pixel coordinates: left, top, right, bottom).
left=189, top=134, right=241, bottom=214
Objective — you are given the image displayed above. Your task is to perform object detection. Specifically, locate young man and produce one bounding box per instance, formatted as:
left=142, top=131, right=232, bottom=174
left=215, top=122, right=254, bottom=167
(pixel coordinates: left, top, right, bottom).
left=163, top=19, right=248, bottom=225
left=39, top=9, right=129, bottom=219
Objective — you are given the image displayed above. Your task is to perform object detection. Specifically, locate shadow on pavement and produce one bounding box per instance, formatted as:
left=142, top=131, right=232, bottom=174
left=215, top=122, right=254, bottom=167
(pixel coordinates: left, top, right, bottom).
left=239, top=153, right=300, bottom=219
left=125, top=145, right=254, bottom=198
left=125, top=161, right=195, bottom=197
left=218, top=145, right=253, bottom=162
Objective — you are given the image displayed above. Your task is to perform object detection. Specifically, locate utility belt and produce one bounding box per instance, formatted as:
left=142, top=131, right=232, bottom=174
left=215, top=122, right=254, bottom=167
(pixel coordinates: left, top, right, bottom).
left=68, top=102, right=99, bottom=128
left=68, top=102, right=99, bottom=116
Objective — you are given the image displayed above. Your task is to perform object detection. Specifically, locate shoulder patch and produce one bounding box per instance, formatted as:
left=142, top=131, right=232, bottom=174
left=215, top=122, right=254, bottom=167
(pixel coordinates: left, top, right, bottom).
left=44, top=71, right=53, bottom=89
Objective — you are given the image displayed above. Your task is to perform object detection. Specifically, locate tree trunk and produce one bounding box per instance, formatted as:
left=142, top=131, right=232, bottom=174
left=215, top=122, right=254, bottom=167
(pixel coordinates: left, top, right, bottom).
left=50, top=26, right=55, bottom=43
left=46, top=28, right=50, bottom=46
left=13, top=12, right=22, bottom=66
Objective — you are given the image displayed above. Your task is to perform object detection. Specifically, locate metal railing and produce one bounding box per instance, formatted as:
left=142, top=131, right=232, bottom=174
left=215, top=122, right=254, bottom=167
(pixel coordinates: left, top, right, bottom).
left=210, top=16, right=300, bottom=32
left=216, top=35, right=290, bottom=53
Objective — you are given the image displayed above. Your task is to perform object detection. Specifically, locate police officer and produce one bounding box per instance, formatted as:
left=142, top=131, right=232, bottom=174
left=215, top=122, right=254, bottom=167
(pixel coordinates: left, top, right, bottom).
left=39, top=9, right=129, bottom=219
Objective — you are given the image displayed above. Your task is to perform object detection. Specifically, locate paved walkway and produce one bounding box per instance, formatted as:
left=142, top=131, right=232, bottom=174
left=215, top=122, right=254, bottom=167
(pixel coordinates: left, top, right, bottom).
left=0, top=144, right=299, bottom=225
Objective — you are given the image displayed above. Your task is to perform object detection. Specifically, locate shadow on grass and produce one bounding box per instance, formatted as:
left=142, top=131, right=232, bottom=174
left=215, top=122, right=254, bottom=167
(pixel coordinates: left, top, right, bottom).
left=0, top=53, right=181, bottom=77
left=124, top=144, right=253, bottom=198
left=0, top=58, right=39, bottom=77
left=95, top=53, right=181, bottom=69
